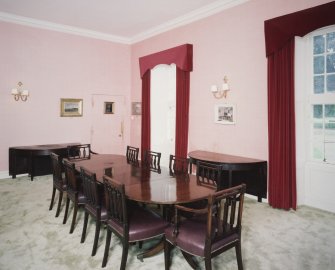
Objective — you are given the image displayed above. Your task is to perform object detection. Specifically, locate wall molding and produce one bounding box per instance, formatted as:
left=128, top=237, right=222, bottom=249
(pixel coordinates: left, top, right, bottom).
left=0, top=11, right=131, bottom=44
left=0, top=0, right=248, bottom=44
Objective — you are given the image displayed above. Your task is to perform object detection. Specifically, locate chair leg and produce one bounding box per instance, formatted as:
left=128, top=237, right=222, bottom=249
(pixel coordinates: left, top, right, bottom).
left=138, top=241, right=143, bottom=249
left=70, top=202, right=78, bottom=234
left=55, top=191, right=63, bottom=217
left=235, top=242, right=243, bottom=270
left=91, top=219, right=101, bottom=256
left=49, top=187, right=56, bottom=211
left=81, top=211, right=89, bottom=242
left=164, top=240, right=172, bottom=270
left=205, top=256, right=212, bottom=270
left=63, top=197, right=70, bottom=224
left=102, top=229, right=112, bottom=268
left=120, top=241, right=129, bottom=270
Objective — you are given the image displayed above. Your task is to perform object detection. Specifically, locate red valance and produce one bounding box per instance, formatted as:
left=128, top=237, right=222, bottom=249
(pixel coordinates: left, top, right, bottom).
left=264, top=1, right=335, bottom=57
left=139, top=44, right=193, bottom=78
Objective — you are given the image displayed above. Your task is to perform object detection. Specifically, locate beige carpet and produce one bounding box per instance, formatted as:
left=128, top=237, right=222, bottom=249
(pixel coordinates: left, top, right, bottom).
left=1, top=175, right=335, bottom=270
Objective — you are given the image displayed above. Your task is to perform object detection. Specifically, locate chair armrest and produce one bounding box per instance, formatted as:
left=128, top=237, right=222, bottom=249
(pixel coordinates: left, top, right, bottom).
left=175, top=204, right=208, bottom=215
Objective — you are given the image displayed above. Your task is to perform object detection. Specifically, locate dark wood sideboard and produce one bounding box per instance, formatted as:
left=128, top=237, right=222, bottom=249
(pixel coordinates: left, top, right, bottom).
left=188, top=150, right=267, bottom=202
left=9, top=143, right=79, bottom=181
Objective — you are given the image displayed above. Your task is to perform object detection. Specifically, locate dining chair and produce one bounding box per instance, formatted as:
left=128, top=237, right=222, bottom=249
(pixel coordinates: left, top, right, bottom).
left=164, top=184, right=246, bottom=270
left=67, top=144, right=97, bottom=160
left=143, top=150, right=161, bottom=172
left=169, top=155, right=191, bottom=175
left=102, top=175, right=169, bottom=269
left=196, top=160, right=223, bottom=190
left=179, top=160, right=221, bottom=214
left=49, top=153, right=66, bottom=217
left=80, top=167, right=108, bottom=256
left=126, top=145, right=139, bottom=164
left=62, top=158, right=86, bottom=233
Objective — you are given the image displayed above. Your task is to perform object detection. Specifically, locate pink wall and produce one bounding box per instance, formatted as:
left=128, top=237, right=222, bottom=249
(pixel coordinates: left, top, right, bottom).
left=130, top=0, right=332, bottom=161
left=0, top=22, right=131, bottom=171
left=0, top=0, right=331, bottom=172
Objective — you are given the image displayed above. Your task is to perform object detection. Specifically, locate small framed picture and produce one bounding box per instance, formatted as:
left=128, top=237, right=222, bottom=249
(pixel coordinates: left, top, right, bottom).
left=132, top=102, right=141, bottom=115
left=60, top=98, right=83, bottom=117
left=104, top=102, right=114, bottom=114
left=214, top=104, right=235, bottom=124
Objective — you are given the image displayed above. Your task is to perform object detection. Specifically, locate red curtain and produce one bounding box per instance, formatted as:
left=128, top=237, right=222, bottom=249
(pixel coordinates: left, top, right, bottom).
left=141, top=70, right=151, bottom=161
left=265, top=1, right=335, bottom=210
left=267, top=38, right=296, bottom=210
left=139, top=44, right=193, bottom=159
left=175, top=68, right=190, bottom=158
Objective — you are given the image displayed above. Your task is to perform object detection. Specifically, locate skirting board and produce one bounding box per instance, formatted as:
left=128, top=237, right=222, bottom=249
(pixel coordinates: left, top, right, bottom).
left=0, top=171, right=10, bottom=179
left=0, top=171, right=28, bottom=179
left=245, top=193, right=269, bottom=204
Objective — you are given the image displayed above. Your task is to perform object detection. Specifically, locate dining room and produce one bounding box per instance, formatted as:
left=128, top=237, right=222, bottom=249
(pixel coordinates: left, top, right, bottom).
left=1, top=0, right=335, bottom=269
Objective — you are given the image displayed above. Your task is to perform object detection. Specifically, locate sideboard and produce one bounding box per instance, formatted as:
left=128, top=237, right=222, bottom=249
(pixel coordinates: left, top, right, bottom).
left=188, top=150, right=268, bottom=202
left=9, top=143, right=79, bottom=181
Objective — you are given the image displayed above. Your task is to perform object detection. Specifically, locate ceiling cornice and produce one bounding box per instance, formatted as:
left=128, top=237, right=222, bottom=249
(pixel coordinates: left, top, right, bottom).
left=0, top=11, right=131, bottom=44
left=0, top=0, right=248, bottom=45
left=131, top=0, right=249, bottom=44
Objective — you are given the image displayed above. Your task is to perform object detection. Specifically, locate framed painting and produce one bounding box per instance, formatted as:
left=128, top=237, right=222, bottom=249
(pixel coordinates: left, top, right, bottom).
left=60, top=98, right=83, bottom=117
left=132, top=102, right=141, bottom=115
left=214, top=104, right=235, bottom=124
left=104, top=102, right=114, bottom=114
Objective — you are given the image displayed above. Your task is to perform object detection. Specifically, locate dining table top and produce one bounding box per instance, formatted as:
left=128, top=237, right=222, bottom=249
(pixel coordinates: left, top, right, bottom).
left=71, top=154, right=216, bottom=205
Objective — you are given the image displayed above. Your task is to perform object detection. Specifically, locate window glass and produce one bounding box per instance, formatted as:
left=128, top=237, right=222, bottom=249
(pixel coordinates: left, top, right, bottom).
left=326, top=54, right=335, bottom=73
left=327, top=32, right=335, bottom=52
left=326, top=74, right=335, bottom=92
left=314, top=35, right=325, bottom=54
left=314, top=75, right=324, bottom=93
left=313, top=104, right=323, bottom=118
left=314, top=56, right=324, bottom=74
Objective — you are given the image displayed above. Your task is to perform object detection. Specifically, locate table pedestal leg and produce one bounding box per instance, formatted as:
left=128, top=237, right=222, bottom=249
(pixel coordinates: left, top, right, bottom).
left=136, top=237, right=164, bottom=261
left=182, top=251, right=199, bottom=269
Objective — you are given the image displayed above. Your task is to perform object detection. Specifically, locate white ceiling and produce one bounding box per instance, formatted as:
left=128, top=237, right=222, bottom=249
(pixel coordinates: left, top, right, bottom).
left=0, top=0, right=247, bottom=44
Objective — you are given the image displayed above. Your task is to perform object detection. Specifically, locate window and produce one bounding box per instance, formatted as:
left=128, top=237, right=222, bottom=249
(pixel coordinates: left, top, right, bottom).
left=311, top=29, right=335, bottom=163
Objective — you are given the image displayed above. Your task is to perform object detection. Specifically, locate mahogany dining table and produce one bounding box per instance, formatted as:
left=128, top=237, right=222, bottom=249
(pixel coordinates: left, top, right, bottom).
left=71, top=154, right=216, bottom=205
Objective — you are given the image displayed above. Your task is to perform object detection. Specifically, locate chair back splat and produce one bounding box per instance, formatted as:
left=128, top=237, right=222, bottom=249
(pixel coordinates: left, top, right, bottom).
left=62, top=158, right=86, bottom=233
left=143, top=150, right=161, bottom=172
left=67, top=144, right=92, bottom=160
left=80, top=167, right=107, bottom=256
left=169, top=155, right=191, bottom=175
left=49, top=153, right=66, bottom=217
left=164, top=184, right=246, bottom=270
left=196, top=161, right=223, bottom=190
left=126, top=146, right=139, bottom=165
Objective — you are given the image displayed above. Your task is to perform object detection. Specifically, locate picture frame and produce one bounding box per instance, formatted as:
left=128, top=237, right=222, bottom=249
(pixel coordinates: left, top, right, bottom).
left=214, top=104, right=235, bottom=124
left=131, top=102, right=141, bottom=115
left=60, top=98, right=83, bottom=117
left=104, top=102, right=114, bottom=114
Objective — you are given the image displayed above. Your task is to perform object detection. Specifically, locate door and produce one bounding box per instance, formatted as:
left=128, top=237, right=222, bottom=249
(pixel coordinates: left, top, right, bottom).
left=91, top=94, right=125, bottom=154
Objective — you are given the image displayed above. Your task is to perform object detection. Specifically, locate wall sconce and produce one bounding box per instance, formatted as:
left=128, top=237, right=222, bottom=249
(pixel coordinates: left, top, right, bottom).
left=211, top=76, right=230, bottom=99
left=11, top=82, right=29, bottom=101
